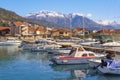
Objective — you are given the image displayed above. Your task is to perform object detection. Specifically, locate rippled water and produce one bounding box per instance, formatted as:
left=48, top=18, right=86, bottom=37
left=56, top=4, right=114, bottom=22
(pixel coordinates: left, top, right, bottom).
left=0, top=46, right=120, bottom=80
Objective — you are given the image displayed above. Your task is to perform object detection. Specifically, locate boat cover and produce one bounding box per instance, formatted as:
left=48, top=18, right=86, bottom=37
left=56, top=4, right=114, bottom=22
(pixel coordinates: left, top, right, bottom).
left=107, top=60, right=120, bottom=68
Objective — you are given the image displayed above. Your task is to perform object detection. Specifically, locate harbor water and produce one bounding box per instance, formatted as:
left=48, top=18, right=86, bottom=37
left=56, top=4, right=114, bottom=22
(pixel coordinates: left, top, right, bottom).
left=0, top=46, right=120, bottom=80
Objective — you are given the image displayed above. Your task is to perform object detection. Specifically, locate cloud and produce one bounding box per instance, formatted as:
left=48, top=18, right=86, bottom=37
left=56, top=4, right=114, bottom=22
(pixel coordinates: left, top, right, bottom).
left=86, top=13, right=92, bottom=17
left=96, top=20, right=112, bottom=25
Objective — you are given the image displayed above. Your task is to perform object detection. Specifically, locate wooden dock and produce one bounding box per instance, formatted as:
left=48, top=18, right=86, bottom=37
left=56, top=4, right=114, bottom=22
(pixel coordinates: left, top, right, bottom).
left=83, top=46, right=120, bottom=54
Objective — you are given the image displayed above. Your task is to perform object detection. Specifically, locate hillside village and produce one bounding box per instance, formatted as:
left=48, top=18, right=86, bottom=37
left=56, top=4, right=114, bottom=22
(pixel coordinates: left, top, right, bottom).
left=0, top=21, right=120, bottom=41
left=0, top=21, right=120, bottom=40
left=0, top=7, right=120, bottom=39
left=0, top=7, right=120, bottom=41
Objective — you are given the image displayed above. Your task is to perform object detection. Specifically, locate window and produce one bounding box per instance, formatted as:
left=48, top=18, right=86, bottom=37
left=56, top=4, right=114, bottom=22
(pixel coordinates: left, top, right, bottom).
left=59, top=32, right=63, bottom=34
left=69, top=48, right=77, bottom=55
left=82, top=54, right=87, bottom=57
left=78, top=48, right=84, bottom=51
left=89, top=53, right=95, bottom=56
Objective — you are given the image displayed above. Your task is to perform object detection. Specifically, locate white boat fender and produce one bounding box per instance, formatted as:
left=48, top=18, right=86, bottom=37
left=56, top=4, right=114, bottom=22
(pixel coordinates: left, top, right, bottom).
left=63, top=60, right=68, bottom=63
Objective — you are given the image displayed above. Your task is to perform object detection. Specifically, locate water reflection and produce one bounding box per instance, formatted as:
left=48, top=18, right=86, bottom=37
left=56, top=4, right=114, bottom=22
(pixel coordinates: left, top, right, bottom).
left=71, top=70, right=89, bottom=80
left=50, top=64, right=89, bottom=71
left=0, top=46, right=19, bottom=53
left=97, top=74, right=120, bottom=80
left=0, top=46, right=120, bottom=80
left=19, top=51, right=50, bottom=61
left=0, top=46, right=19, bottom=62
left=50, top=64, right=90, bottom=80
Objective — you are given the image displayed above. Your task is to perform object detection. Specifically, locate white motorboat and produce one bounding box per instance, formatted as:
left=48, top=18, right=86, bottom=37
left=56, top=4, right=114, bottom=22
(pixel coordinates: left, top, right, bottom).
left=80, top=38, right=100, bottom=46
left=50, top=45, right=105, bottom=65
left=88, top=52, right=115, bottom=68
left=88, top=58, right=102, bottom=68
left=47, top=47, right=71, bottom=54
left=102, top=42, right=120, bottom=47
left=44, top=43, right=62, bottom=49
left=31, top=46, right=46, bottom=52
left=21, top=43, right=45, bottom=52
left=98, top=60, right=120, bottom=74
left=0, top=37, right=22, bottom=46
left=80, top=42, right=100, bottom=46
left=22, top=44, right=37, bottom=50
left=54, top=47, right=71, bottom=54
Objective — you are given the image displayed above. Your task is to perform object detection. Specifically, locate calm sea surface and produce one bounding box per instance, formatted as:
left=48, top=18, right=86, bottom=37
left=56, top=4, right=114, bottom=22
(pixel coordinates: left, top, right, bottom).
left=0, top=46, right=120, bottom=80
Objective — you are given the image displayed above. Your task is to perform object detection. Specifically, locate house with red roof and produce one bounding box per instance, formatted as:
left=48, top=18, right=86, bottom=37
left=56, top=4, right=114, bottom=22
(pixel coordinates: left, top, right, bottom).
left=97, top=29, right=120, bottom=34
left=72, top=27, right=89, bottom=36
left=0, top=27, right=10, bottom=36
left=51, top=28, right=72, bottom=38
left=10, top=21, right=29, bottom=36
left=28, top=26, right=45, bottom=37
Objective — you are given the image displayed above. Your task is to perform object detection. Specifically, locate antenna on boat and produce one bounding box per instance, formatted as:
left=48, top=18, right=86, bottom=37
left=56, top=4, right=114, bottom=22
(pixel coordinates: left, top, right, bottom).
left=82, top=15, right=85, bottom=39
left=69, top=14, right=72, bottom=38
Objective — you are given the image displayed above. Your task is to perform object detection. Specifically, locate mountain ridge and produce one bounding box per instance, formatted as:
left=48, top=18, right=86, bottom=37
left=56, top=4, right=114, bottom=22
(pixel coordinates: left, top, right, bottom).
left=25, top=10, right=115, bottom=30
left=0, top=8, right=25, bottom=22
left=0, top=7, right=119, bottom=30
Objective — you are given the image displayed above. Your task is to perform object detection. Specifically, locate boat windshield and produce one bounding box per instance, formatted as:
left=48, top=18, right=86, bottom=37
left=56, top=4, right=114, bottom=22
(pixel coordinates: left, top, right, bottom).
left=89, top=53, right=95, bottom=56
left=78, top=47, right=84, bottom=51
left=82, top=54, right=87, bottom=57
left=69, top=47, right=77, bottom=55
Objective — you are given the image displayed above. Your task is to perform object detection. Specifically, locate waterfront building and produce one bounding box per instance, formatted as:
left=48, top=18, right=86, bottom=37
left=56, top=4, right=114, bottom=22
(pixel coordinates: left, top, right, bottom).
left=9, top=21, right=29, bottom=36
left=51, top=28, right=72, bottom=38
left=0, top=26, right=10, bottom=36
left=72, top=27, right=89, bottom=37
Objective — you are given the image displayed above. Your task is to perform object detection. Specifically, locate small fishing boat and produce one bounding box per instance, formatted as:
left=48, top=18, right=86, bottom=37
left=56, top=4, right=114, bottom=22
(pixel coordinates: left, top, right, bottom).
left=0, top=37, right=22, bottom=46
left=47, top=47, right=71, bottom=54
left=19, top=42, right=37, bottom=51
left=50, top=45, right=105, bottom=65
left=88, top=51, right=115, bottom=68
left=98, top=59, right=120, bottom=75
left=88, top=58, right=101, bottom=68
left=79, top=38, right=100, bottom=46
left=101, top=42, right=120, bottom=47
left=31, top=46, right=46, bottom=52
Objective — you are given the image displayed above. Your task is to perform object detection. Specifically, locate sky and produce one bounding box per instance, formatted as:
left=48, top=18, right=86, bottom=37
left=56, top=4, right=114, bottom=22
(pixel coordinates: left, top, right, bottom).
left=0, top=0, right=120, bottom=23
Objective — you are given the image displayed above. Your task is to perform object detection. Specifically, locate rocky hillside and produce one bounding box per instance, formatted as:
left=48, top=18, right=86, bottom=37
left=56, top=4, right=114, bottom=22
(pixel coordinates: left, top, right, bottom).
left=0, top=8, right=44, bottom=27
left=0, top=8, right=25, bottom=22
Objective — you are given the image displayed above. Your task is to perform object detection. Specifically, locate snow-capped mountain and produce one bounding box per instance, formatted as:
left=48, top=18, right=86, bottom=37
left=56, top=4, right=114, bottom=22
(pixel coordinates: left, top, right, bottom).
left=96, top=20, right=120, bottom=29
left=25, top=10, right=84, bottom=18
left=96, top=20, right=112, bottom=25
left=25, top=10, right=115, bottom=30
left=26, top=10, right=64, bottom=18
left=96, top=20, right=118, bottom=25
